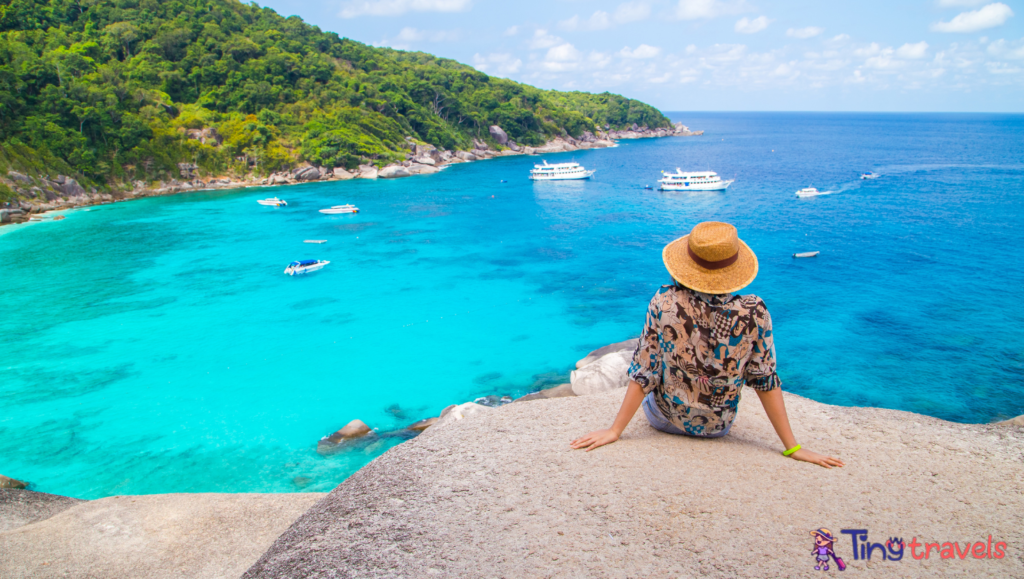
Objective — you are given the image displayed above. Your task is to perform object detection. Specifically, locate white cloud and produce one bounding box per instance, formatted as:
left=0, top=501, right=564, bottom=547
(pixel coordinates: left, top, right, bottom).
left=339, top=0, right=471, bottom=18
left=619, top=44, right=662, bottom=59
left=938, top=0, right=988, bottom=6
left=987, top=38, right=1024, bottom=58
left=896, top=41, right=929, bottom=59
left=735, top=16, right=770, bottom=34
left=504, top=26, right=519, bottom=36
left=472, top=53, right=522, bottom=76
left=787, top=26, right=824, bottom=39
left=854, top=43, right=883, bottom=57
left=529, top=29, right=563, bottom=50
left=614, top=2, right=651, bottom=24
left=547, top=43, right=582, bottom=62
left=560, top=11, right=611, bottom=31
left=830, top=34, right=850, bottom=43
left=931, top=3, right=1014, bottom=33
left=675, top=0, right=743, bottom=20
left=649, top=72, right=674, bottom=83
left=392, top=27, right=459, bottom=42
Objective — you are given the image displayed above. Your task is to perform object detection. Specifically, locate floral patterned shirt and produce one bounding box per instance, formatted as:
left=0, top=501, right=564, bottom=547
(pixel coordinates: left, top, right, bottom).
left=628, top=285, right=781, bottom=436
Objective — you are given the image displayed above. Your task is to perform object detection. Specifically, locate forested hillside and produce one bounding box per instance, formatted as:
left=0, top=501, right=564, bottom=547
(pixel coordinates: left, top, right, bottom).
left=0, top=0, right=671, bottom=197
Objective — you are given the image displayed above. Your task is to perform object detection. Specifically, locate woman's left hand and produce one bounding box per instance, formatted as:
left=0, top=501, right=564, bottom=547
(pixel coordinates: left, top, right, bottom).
left=570, top=429, right=620, bottom=451
left=789, top=447, right=845, bottom=468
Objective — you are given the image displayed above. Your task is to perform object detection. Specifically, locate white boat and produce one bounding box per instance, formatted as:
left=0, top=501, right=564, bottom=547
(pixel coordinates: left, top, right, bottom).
left=658, top=169, right=733, bottom=191
left=860, top=172, right=880, bottom=180
left=304, top=240, right=327, bottom=244
left=529, top=161, right=594, bottom=181
left=793, top=251, right=820, bottom=258
left=258, top=197, right=287, bottom=206
left=284, top=259, right=329, bottom=275
left=795, top=187, right=831, bottom=198
left=319, top=204, right=359, bottom=214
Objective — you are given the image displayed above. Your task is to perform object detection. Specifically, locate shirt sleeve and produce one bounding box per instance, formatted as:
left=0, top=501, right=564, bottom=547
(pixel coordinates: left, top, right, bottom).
left=744, top=300, right=782, bottom=392
left=628, top=291, right=663, bottom=395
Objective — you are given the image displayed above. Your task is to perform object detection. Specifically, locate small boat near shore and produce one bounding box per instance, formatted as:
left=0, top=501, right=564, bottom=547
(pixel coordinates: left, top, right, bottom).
left=860, top=172, right=880, bottom=180
left=796, top=187, right=831, bottom=198
left=284, top=259, right=329, bottom=275
left=658, top=169, right=733, bottom=191
left=529, top=161, right=594, bottom=181
left=319, top=204, right=359, bottom=214
left=258, top=197, right=287, bottom=206
left=304, top=240, right=327, bottom=244
left=793, top=251, right=820, bottom=258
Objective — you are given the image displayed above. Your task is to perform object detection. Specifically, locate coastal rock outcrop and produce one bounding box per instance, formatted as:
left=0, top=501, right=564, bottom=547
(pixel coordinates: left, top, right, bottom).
left=488, top=125, right=509, bottom=145
left=455, top=151, right=478, bottom=162
left=332, top=167, right=354, bottom=180
left=243, top=390, right=1024, bottom=578
left=570, top=349, right=632, bottom=396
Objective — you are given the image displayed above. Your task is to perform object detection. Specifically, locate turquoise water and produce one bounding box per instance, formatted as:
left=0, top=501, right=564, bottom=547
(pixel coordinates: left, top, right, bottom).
left=3, top=112, right=1023, bottom=499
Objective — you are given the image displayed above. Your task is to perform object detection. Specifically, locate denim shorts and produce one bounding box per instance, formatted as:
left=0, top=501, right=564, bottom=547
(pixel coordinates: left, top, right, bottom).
left=641, top=392, right=732, bottom=438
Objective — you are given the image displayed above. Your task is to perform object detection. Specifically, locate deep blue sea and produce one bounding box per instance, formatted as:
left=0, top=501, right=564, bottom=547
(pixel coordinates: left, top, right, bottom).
left=2, top=112, right=1023, bottom=499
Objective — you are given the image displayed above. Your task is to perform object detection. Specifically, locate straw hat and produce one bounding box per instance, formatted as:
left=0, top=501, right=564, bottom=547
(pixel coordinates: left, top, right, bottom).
left=662, top=221, right=758, bottom=294
left=811, top=528, right=838, bottom=543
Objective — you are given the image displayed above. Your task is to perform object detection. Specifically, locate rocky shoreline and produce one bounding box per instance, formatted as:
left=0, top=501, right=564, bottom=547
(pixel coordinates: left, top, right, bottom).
left=2, top=336, right=1023, bottom=578
left=1, top=122, right=700, bottom=226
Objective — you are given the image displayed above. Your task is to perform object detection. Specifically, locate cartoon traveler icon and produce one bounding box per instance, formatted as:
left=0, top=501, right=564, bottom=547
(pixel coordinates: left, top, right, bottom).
left=811, top=528, right=846, bottom=571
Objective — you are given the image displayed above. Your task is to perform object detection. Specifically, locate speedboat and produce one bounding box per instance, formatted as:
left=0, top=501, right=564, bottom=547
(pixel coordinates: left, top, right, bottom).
left=304, top=240, right=327, bottom=244
left=658, top=169, right=733, bottom=191
left=258, top=197, right=287, bottom=206
left=860, top=172, right=880, bottom=180
left=529, top=161, right=594, bottom=181
left=319, top=204, right=359, bottom=214
left=795, top=187, right=831, bottom=198
left=793, top=251, right=820, bottom=258
left=284, top=259, right=329, bottom=275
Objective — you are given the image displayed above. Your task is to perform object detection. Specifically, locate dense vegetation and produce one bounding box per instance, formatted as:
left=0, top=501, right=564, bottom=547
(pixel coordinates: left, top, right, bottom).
left=0, top=0, right=671, bottom=196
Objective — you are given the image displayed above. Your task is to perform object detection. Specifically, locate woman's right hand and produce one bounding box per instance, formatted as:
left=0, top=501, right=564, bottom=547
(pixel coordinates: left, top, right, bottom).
left=570, top=429, right=620, bottom=452
left=789, top=447, right=845, bottom=469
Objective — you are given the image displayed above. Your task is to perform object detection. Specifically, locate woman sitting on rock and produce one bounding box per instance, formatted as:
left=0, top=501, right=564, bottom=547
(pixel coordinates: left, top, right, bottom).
left=571, top=221, right=844, bottom=469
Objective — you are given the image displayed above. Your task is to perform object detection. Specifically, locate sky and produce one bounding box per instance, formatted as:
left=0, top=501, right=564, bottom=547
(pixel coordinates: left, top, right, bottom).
left=256, top=0, right=1024, bottom=112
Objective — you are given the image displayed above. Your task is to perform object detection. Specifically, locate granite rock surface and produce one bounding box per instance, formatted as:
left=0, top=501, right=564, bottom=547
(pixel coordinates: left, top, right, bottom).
left=245, top=390, right=1024, bottom=578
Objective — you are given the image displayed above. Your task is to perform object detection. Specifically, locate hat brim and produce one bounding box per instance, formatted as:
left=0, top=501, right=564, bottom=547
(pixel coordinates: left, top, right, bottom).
left=662, top=234, right=758, bottom=294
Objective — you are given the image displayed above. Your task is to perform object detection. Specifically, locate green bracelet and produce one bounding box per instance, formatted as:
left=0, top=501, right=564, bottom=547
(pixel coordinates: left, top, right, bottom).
left=782, top=444, right=801, bottom=457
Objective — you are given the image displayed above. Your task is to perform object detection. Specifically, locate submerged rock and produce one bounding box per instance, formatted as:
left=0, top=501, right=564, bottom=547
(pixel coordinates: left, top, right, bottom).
left=0, top=474, right=28, bottom=489
left=317, top=419, right=374, bottom=455
left=406, top=417, right=439, bottom=432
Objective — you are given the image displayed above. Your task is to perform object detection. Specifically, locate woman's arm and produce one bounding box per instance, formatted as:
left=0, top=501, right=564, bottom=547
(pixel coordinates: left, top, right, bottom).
left=570, top=380, right=646, bottom=451
left=755, top=387, right=845, bottom=469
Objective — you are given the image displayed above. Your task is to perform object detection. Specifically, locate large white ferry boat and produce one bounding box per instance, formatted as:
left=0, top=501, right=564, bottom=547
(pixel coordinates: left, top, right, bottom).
left=658, top=169, right=733, bottom=191
left=529, top=161, right=594, bottom=181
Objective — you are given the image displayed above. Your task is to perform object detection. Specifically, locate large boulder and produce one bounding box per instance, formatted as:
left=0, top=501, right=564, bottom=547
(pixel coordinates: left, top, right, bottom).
left=408, top=164, right=440, bottom=175
left=356, top=165, right=379, bottom=179
left=472, top=138, right=489, bottom=150
left=332, top=167, right=355, bottom=180
left=576, top=338, right=639, bottom=369
left=997, top=414, right=1024, bottom=427
left=488, top=125, right=509, bottom=145
left=570, top=350, right=632, bottom=396
left=412, top=156, right=436, bottom=166
left=293, top=166, right=321, bottom=181
left=508, top=141, right=520, bottom=152
left=378, top=165, right=412, bottom=179
left=455, top=151, right=478, bottom=162
left=435, top=402, right=491, bottom=428
left=514, top=383, right=575, bottom=403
